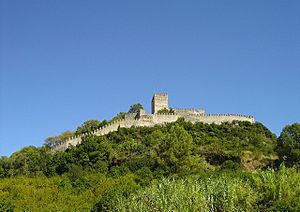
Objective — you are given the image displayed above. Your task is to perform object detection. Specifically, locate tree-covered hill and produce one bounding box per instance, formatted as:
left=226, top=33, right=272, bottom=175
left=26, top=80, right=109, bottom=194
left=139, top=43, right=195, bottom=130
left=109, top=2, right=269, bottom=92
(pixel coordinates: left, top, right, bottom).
left=0, top=119, right=300, bottom=211
left=1, top=119, right=277, bottom=178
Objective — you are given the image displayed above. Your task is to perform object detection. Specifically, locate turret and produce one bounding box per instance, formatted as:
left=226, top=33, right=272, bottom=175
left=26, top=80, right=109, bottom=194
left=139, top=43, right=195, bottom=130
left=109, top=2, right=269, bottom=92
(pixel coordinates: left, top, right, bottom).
left=152, top=93, right=168, bottom=114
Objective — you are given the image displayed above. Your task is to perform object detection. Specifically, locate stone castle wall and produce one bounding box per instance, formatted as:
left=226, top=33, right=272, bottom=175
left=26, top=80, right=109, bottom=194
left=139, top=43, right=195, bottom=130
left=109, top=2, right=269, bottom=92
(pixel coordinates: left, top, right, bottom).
left=173, top=108, right=205, bottom=116
left=184, top=114, right=254, bottom=124
left=51, top=113, right=254, bottom=153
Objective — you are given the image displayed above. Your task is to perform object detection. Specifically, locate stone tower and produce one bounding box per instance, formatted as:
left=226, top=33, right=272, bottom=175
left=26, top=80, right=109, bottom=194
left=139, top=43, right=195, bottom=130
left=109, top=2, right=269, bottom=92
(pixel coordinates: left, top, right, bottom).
left=152, top=93, right=168, bottom=114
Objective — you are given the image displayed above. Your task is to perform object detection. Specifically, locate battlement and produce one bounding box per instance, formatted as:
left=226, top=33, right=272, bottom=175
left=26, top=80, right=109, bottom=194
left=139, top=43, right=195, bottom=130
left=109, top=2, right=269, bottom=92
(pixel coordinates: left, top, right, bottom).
left=51, top=93, right=254, bottom=152
left=172, top=108, right=205, bottom=116
left=153, top=93, right=168, bottom=96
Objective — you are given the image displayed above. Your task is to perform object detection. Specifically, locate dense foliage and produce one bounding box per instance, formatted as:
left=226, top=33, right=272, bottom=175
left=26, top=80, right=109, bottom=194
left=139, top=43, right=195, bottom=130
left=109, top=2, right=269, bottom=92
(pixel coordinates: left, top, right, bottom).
left=44, top=131, right=74, bottom=148
left=1, top=166, right=300, bottom=211
left=276, top=123, right=300, bottom=167
left=75, top=120, right=108, bottom=135
left=0, top=120, right=299, bottom=211
left=128, top=103, right=144, bottom=114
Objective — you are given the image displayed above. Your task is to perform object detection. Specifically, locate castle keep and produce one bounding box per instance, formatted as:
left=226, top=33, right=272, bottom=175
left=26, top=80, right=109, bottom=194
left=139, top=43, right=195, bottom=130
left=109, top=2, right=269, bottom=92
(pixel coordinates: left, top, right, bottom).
left=51, top=93, right=254, bottom=152
left=152, top=93, right=169, bottom=114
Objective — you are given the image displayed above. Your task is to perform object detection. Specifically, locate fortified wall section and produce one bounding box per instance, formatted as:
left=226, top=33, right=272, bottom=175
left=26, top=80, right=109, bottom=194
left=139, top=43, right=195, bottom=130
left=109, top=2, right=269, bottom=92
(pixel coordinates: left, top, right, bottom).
left=172, top=108, right=205, bottom=116
left=51, top=113, right=254, bottom=153
left=184, top=114, right=254, bottom=124
left=50, top=119, right=135, bottom=153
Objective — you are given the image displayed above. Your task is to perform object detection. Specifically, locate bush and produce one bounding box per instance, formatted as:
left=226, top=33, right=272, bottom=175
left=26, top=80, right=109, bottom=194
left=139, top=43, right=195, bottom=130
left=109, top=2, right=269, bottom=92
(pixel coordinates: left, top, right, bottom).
left=220, top=160, right=240, bottom=170
left=92, top=173, right=140, bottom=211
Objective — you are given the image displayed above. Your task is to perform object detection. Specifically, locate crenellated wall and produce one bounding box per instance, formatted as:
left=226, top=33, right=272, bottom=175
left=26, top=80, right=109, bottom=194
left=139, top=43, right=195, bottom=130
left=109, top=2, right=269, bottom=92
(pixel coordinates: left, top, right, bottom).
left=184, top=114, right=254, bottom=124
left=50, top=112, right=254, bottom=153
left=172, top=108, right=205, bottom=116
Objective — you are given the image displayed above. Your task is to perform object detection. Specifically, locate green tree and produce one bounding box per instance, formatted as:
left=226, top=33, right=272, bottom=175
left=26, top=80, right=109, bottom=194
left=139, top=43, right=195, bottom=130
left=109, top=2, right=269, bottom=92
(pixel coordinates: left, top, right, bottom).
left=154, top=124, right=194, bottom=174
left=0, top=156, right=10, bottom=178
left=128, top=103, right=144, bottom=113
left=75, top=120, right=107, bottom=135
left=157, top=108, right=170, bottom=114
left=44, top=130, right=74, bottom=147
left=9, top=146, right=47, bottom=176
left=277, top=123, right=300, bottom=166
left=75, top=135, right=112, bottom=172
left=110, top=112, right=126, bottom=122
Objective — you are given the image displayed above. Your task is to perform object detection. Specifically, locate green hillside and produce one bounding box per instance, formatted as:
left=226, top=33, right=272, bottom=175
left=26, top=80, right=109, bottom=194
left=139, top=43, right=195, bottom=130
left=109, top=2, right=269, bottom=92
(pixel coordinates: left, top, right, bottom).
left=1, top=119, right=300, bottom=211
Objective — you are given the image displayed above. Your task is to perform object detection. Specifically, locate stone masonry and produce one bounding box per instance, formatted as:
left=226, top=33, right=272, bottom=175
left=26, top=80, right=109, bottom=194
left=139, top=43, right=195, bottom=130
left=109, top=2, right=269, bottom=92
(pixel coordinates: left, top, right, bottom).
left=51, top=93, right=254, bottom=152
left=152, top=93, right=168, bottom=114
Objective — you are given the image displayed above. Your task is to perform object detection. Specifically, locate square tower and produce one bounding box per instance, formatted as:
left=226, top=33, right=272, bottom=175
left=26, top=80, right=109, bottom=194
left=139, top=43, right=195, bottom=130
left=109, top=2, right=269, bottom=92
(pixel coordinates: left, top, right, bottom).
left=152, top=93, right=168, bottom=114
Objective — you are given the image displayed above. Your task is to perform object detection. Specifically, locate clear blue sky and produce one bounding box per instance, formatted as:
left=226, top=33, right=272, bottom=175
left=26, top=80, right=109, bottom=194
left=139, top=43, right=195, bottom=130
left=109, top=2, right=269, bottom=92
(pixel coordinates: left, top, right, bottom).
left=1, top=1, right=299, bottom=156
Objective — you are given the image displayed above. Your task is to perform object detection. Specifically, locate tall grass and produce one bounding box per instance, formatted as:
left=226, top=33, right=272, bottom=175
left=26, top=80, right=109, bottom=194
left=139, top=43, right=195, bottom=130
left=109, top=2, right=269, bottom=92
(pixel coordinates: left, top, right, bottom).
left=114, top=166, right=300, bottom=211
left=252, top=165, right=300, bottom=211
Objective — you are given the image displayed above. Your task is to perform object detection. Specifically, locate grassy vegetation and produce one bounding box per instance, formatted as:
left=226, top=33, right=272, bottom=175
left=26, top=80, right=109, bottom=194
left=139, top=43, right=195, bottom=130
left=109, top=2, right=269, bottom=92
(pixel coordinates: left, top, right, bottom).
left=1, top=166, right=300, bottom=211
left=113, top=165, right=300, bottom=212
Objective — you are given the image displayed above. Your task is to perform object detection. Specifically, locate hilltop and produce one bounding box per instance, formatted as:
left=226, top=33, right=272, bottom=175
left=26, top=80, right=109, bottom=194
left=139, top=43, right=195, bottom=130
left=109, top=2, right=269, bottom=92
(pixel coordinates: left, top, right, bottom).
left=51, top=93, right=254, bottom=152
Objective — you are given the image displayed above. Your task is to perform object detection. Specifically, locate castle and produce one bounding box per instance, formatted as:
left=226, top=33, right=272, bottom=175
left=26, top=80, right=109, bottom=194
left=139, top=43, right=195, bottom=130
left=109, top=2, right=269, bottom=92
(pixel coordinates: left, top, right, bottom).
left=51, top=93, right=254, bottom=152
